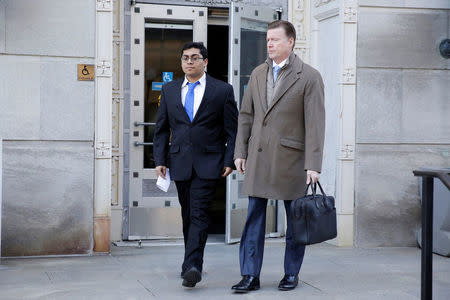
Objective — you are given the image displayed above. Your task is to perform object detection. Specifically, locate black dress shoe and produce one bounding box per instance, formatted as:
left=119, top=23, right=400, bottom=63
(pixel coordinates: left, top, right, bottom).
left=180, top=270, right=185, bottom=278
left=278, top=274, right=299, bottom=291
left=231, top=275, right=260, bottom=293
left=182, top=267, right=202, bottom=287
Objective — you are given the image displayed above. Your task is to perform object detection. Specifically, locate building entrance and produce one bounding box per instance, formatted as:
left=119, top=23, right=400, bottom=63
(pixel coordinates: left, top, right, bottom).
left=126, top=2, right=281, bottom=243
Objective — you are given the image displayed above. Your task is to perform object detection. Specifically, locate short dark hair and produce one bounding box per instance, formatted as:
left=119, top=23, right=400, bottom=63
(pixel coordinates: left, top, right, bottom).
left=181, top=42, right=208, bottom=59
left=268, top=20, right=296, bottom=48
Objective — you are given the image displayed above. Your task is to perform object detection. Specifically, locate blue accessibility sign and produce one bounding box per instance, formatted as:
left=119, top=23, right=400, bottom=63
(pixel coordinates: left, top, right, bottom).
left=163, top=72, right=173, bottom=84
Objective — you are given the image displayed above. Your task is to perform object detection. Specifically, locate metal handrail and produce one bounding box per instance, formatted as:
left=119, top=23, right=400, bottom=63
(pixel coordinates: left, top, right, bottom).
left=413, top=167, right=450, bottom=300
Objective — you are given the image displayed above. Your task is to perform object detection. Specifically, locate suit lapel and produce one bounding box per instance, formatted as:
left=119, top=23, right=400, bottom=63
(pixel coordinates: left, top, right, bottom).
left=192, top=74, right=215, bottom=124
left=256, top=64, right=269, bottom=113
left=172, top=79, right=191, bottom=124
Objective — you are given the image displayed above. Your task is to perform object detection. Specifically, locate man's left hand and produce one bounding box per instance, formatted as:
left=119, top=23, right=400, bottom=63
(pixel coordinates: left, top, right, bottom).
left=306, top=170, right=320, bottom=184
left=222, top=167, right=233, bottom=177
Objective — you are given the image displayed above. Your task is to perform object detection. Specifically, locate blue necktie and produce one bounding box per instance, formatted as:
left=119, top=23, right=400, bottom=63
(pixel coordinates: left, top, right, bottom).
left=273, top=65, right=281, bottom=84
left=185, top=81, right=200, bottom=122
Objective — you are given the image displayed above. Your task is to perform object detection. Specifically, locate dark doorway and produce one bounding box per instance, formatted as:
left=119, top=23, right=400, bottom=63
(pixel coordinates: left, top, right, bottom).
left=144, top=25, right=192, bottom=169
left=207, top=24, right=229, bottom=234
left=207, top=25, right=229, bottom=83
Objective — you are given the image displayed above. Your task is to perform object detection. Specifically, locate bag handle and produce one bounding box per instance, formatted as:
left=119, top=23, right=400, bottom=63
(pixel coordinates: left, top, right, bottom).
left=304, top=181, right=327, bottom=197
left=304, top=182, right=315, bottom=195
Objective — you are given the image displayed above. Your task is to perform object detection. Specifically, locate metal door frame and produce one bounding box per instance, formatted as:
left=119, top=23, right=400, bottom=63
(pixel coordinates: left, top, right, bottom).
left=0, top=139, right=2, bottom=262
left=225, top=2, right=279, bottom=244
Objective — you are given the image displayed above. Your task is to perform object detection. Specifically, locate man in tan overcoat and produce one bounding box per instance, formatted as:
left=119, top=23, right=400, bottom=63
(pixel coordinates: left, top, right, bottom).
left=231, top=20, right=325, bottom=293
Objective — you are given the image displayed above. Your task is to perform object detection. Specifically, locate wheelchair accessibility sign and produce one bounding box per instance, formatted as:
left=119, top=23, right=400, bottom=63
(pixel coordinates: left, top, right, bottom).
left=163, top=72, right=173, bottom=84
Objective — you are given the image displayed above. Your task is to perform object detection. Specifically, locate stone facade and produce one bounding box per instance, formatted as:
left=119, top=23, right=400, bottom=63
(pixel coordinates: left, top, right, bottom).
left=1, top=0, right=449, bottom=256
left=0, top=0, right=95, bottom=256
left=355, top=1, right=450, bottom=246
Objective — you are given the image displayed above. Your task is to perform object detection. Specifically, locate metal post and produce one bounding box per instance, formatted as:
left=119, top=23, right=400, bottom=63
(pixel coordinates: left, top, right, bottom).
left=0, top=139, right=2, bottom=263
left=414, top=168, right=450, bottom=300
left=421, top=176, right=434, bottom=300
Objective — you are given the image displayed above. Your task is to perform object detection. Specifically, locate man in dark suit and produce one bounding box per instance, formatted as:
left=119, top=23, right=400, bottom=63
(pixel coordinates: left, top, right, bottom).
left=153, top=42, right=238, bottom=288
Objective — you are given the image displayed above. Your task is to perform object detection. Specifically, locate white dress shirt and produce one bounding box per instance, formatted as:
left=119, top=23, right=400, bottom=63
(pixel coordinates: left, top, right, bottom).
left=181, top=72, right=206, bottom=118
left=272, top=57, right=288, bottom=69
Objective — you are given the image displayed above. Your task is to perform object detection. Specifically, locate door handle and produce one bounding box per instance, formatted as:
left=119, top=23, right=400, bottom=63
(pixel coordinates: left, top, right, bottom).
left=134, top=142, right=172, bottom=147
left=134, top=122, right=156, bottom=127
left=134, top=142, right=153, bottom=146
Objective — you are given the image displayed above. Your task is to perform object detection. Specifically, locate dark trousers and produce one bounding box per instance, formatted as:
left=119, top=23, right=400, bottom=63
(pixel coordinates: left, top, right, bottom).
left=239, top=196, right=306, bottom=277
left=175, top=169, right=218, bottom=273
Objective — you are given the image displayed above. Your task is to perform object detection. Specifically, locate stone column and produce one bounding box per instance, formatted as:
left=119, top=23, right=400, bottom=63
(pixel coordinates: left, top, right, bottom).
left=303, top=0, right=357, bottom=246
left=335, top=0, right=357, bottom=246
left=94, top=0, right=113, bottom=253
left=289, top=0, right=311, bottom=63
left=110, top=0, right=125, bottom=242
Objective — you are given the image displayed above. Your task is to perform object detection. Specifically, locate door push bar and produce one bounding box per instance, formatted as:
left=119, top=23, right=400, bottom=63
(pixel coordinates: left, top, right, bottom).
left=134, top=122, right=156, bottom=127
left=134, top=142, right=153, bottom=146
left=134, top=121, right=155, bottom=146
left=134, top=142, right=172, bottom=147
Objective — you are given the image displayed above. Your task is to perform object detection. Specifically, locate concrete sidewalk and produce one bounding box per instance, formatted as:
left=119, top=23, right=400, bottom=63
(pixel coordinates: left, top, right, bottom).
left=0, top=240, right=449, bottom=300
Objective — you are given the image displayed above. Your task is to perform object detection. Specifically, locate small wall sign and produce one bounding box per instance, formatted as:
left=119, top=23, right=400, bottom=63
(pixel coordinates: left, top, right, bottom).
left=163, top=72, right=173, bottom=84
left=152, top=82, right=163, bottom=91
left=78, top=64, right=95, bottom=81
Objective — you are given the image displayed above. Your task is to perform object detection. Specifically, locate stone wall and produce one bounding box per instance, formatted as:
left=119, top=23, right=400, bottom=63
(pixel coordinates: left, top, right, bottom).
left=0, top=0, right=95, bottom=256
left=355, top=1, right=450, bottom=246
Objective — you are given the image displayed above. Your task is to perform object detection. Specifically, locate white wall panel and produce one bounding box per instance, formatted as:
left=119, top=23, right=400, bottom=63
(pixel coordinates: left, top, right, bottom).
left=359, top=0, right=450, bottom=10
left=0, top=55, right=41, bottom=139
left=5, top=0, right=95, bottom=57
left=2, top=141, right=93, bottom=256
left=357, top=7, right=448, bottom=69
left=40, top=58, right=95, bottom=140
left=355, top=5, right=450, bottom=247
left=0, top=1, right=5, bottom=53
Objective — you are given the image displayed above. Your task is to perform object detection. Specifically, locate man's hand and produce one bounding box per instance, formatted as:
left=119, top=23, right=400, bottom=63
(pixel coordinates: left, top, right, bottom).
left=234, top=158, right=246, bottom=174
left=222, top=167, right=233, bottom=177
left=306, top=170, right=320, bottom=184
left=155, top=166, right=167, bottom=179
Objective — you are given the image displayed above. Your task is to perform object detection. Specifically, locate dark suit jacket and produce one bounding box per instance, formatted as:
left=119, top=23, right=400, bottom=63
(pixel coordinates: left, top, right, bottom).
left=153, top=74, right=238, bottom=181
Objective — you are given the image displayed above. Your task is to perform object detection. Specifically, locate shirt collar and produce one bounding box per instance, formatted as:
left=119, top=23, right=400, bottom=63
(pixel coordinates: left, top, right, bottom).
left=272, top=57, right=289, bottom=69
left=182, top=72, right=206, bottom=88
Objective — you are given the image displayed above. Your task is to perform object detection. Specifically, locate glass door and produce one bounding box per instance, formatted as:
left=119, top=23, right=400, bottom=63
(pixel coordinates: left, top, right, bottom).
left=128, top=4, right=207, bottom=240
left=226, top=2, right=278, bottom=243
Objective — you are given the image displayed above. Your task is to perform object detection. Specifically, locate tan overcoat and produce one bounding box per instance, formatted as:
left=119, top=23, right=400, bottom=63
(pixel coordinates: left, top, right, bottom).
left=234, top=52, right=325, bottom=200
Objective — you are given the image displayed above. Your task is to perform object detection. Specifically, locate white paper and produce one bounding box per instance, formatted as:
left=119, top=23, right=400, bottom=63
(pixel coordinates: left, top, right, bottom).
left=156, top=169, right=171, bottom=192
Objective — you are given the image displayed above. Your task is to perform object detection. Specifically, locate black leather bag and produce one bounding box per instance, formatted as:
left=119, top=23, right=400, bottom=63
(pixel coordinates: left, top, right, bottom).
left=290, top=181, right=337, bottom=245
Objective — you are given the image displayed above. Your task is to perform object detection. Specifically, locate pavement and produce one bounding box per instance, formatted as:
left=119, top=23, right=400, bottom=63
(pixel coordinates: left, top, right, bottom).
left=0, top=237, right=450, bottom=300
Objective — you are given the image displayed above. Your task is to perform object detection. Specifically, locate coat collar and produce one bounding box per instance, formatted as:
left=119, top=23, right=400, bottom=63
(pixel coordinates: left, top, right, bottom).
left=264, top=51, right=297, bottom=70
left=264, top=52, right=303, bottom=118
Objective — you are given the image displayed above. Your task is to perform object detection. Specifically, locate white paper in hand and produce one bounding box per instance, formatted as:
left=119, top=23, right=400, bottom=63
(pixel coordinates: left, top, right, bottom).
left=156, top=169, right=171, bottom=192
